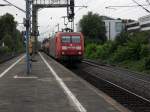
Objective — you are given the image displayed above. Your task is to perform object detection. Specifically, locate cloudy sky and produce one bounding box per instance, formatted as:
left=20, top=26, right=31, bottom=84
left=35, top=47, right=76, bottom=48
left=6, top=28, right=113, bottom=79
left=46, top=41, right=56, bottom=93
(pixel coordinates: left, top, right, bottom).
left=0, top=0, right=150, bottom=40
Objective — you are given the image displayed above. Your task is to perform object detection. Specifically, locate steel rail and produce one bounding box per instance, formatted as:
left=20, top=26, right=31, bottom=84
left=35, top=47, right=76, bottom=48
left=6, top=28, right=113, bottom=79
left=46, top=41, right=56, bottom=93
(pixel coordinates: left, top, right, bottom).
left=82, top=60, right=150, bottom=103
left=82, top=60, right=150, bottom=84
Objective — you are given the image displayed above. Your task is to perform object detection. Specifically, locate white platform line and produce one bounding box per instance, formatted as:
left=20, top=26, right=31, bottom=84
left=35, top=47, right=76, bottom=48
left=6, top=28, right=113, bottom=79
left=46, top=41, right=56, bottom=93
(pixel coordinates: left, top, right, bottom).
left=0, top=55, right=25, bottom=78
left=39, top=52, right=87, bottom=112
left=13, top=75, right=38, bottom=79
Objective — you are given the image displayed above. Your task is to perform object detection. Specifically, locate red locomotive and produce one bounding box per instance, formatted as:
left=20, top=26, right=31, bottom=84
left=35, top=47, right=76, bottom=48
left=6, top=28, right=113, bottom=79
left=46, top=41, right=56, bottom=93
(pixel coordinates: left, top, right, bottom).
left=42, top=32, right=84, bottom=62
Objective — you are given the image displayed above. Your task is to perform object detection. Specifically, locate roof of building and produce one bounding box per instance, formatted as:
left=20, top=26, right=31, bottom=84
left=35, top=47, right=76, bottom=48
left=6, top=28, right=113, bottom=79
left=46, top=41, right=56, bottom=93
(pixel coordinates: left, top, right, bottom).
left=101, top=16, right=115, bottom=20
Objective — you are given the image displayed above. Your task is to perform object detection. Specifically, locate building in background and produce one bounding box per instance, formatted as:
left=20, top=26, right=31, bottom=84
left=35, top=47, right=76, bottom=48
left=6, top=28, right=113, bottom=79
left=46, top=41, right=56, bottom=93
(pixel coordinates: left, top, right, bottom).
left=76, top=14, right=150, bottom=41
left=126, top=21, right=140, bottom=32
left=125, top=14, right=150, bottom=32
left=76, top=16, right=124, bottom=40
left=139, top=15, right=150, bottom=31
left=103, top=18, right=124, bottom=40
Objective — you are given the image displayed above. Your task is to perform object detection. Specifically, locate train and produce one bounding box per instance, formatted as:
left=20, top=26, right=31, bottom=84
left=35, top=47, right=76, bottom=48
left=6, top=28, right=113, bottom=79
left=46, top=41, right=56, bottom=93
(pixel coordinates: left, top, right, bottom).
left=42, top=32, right=84, bottom=62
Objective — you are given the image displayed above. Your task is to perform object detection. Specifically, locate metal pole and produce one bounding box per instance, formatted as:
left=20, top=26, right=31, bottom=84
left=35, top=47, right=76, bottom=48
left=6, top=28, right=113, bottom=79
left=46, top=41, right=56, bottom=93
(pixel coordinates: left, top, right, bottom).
left=26, top=0, right=31, bottom=74
left=58, top=24, right=60, bottom=31
left=109, top=22, right=111, bottom=40
left=72, top=18, right=74, bottom=32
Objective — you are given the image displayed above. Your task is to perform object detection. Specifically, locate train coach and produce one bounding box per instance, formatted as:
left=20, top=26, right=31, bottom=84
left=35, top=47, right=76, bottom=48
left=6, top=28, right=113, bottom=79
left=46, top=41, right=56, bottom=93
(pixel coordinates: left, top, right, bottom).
left=42, top=38, right=50, bottom=54
left=43, top=32, right=84, bottom=62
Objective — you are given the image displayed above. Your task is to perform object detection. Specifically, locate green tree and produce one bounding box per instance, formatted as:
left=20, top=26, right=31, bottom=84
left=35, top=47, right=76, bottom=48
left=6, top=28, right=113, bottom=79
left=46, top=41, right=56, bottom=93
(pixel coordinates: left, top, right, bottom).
left=0, top=13, right=16, bottom=41
left=3, top=34, right=13, bottom=51
left=0, top=13, right=24, bottom=53
left=79, top=12, right=106, bottom=43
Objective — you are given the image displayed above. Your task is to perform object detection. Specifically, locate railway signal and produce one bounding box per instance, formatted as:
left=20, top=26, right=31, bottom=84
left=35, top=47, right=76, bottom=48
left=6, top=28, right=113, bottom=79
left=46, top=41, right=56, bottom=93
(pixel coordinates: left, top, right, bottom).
left=67, top=0, right=75, bottom=22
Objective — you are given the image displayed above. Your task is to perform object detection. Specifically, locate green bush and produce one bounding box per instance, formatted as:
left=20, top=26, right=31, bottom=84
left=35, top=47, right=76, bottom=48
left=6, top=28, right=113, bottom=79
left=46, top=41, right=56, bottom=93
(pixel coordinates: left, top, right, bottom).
left=144, top=56, right=150, bottom=70
left=140, top=45, right=150, bottom=58
left=112, top=46, right=130, bottom=62
left=128, top=31, right=150, bottom=44
left=96, top=45, right=104, bottom=58
left=0, top=46, right=10, bottom=54
left=126, top=41, right=142, bottom=60
left=112, top=43, right=143, bottom=62
left=85, top=43, right=98, bottom=59
left=115, top=32, right=129, bottom=45
left=85, top=31, right=150, bottom=73
left=96, top=42, right=113, bottom=59
left=85, top=42, right=117, bottom=60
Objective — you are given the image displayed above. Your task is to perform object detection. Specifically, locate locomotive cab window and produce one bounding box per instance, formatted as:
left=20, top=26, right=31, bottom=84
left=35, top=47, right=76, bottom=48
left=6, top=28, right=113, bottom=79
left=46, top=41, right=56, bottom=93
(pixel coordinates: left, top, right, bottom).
left=72, top=36, right=81, bottom=43
left=61, top=36, right=71, bottom=43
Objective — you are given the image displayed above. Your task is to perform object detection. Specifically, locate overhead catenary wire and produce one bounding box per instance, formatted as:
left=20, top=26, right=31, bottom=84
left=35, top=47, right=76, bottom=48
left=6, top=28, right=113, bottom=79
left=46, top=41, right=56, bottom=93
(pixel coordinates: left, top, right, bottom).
left=106, top=4, right=150, bottom=8
left=146, top=0, right=150, bottom=5
left=2, top=0, right=26, bottom=13
left=106, top=1, right=150, bottom=14
left=131, top=0, right=150, bottom=13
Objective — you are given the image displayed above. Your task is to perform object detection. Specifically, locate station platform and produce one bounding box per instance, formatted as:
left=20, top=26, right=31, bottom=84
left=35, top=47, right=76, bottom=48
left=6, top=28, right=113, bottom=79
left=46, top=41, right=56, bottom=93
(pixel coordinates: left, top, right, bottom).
left=0, top=52, right=129, bottom=112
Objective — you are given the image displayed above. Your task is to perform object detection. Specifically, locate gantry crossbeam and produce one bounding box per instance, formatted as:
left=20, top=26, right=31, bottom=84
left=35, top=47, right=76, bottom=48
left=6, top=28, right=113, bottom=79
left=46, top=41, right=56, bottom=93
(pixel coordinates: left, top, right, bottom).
left=33, top=4, right=68, bottom=8
left=33, top=0, right=68, bottom=5
left=33, top=0, right=69, bottom=8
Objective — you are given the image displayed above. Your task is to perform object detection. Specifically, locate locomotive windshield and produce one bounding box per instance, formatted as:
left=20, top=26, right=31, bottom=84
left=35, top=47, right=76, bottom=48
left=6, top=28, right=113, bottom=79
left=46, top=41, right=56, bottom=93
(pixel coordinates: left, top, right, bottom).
left=61, top=36, right=81, bottom=43
left=72, top=36, right=81, bottom=43
left=61, top=36, right=71, bottom=43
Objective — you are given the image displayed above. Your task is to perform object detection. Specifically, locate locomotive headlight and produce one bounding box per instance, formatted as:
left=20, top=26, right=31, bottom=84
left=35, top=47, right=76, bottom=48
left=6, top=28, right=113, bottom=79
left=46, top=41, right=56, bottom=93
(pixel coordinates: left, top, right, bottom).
left=78, top=52, right=82, bottom=55
left=76, top=46, right=81, bottom=50
left=62, top=52, right=65, bottom=55
left=62, top=46, right=67, bottom=50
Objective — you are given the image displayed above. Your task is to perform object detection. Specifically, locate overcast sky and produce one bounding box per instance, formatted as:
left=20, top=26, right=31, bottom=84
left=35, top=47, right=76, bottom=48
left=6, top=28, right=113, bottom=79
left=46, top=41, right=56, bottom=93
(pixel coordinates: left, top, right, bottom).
left=0, top=0, right=150, bottom=40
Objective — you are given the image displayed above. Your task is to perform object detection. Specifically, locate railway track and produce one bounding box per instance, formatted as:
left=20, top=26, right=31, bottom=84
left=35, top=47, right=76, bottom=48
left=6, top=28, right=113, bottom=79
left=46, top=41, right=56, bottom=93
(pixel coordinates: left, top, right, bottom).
left=70, top=59, right=150, bottom=112
left=83, top=59, right=150, bottom=83
left=0, top=54, right=19, bottom=64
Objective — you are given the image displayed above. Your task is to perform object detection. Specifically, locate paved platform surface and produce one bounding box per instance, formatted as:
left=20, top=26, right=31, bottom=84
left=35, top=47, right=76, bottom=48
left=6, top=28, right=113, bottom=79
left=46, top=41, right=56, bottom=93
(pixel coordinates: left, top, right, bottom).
left=0, top=52, right=130, bottom=112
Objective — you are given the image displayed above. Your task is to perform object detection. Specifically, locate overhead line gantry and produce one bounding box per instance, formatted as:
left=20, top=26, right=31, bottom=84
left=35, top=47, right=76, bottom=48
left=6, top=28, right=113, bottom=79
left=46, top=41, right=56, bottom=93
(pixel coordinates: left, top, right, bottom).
left=32, top=0, right=75, bottom=53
